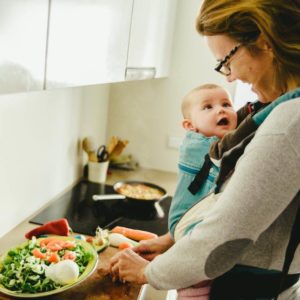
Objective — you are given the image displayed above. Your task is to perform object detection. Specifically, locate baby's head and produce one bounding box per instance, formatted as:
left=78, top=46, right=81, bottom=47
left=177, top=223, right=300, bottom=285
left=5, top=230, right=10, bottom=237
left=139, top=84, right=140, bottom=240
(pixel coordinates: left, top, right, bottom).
left=181, top=84, right=237, bottom=139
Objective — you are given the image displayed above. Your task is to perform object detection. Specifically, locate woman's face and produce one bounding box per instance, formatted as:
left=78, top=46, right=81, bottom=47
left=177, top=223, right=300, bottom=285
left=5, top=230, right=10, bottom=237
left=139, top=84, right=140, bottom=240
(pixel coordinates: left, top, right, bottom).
left=206, top=35, right=279, bottom=102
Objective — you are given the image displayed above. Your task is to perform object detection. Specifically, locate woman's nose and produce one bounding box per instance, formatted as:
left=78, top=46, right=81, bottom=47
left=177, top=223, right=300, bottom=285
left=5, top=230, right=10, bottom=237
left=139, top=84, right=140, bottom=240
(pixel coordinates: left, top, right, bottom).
left=226, top=73, right=236, bottom=83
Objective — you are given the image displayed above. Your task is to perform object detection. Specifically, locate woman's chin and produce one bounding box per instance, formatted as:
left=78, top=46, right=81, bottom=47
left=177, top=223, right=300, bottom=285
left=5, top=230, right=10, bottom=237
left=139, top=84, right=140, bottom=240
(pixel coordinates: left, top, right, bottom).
left=251, top=86, right=265, bottom=102
left=251, top=84, right=258, bottom=96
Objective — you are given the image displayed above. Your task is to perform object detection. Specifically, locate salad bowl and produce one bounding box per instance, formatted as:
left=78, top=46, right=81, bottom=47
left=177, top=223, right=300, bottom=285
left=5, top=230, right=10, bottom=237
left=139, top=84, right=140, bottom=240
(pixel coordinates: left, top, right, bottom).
left=0, top=236, right=98, bottom=298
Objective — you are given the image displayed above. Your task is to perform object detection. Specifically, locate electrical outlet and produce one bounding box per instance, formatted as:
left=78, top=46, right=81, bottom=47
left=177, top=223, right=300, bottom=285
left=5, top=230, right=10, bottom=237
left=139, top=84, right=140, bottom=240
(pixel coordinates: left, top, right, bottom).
left=167, top=136, right=182, bottom=149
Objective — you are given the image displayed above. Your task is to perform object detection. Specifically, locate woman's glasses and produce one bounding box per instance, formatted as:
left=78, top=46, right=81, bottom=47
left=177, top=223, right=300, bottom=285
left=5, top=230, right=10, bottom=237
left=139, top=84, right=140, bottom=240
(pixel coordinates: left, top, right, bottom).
left=214, top=44, right=242, bottom=76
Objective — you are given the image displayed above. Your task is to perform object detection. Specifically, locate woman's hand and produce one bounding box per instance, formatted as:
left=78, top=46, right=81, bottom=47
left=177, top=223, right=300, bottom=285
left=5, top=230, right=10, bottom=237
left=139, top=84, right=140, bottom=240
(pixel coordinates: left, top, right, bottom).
left=110, top=248, right=149, bottom=284
left=133, top=232, right=174, bottom=261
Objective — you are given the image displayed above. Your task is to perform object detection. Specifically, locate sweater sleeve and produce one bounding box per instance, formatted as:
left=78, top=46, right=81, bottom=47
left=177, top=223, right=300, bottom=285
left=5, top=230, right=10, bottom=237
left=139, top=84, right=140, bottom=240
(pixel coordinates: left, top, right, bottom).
left=144, top=102, right=300, bottom=290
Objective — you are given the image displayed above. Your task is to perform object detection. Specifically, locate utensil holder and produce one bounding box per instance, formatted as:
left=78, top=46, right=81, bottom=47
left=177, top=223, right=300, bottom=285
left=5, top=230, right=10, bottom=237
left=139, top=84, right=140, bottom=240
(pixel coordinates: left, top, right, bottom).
left=88, top=161, right=109, bottom=183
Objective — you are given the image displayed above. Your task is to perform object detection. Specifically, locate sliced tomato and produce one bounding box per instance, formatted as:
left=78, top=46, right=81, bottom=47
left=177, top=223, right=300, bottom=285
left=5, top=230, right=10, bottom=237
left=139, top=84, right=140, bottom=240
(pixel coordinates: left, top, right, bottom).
left=86, top=236, right=94, bottom=243
left=47, top=252, right=60, bottom=263
left=40, top=237, right=59, bottom=248
left=63, top=250, right=76, bottom=261
left=32, top=248, right=46, bottom=259
left=62, top=241, right=76, bottom=249
left=46, top=240, right=64, bottom=251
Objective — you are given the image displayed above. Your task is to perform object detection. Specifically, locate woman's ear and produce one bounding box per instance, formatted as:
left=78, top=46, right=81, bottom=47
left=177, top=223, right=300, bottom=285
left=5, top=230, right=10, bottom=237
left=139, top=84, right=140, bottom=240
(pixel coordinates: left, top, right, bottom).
left=256, top=34, right=273, bottom=54
left=182, top=119, right=195, bottom=131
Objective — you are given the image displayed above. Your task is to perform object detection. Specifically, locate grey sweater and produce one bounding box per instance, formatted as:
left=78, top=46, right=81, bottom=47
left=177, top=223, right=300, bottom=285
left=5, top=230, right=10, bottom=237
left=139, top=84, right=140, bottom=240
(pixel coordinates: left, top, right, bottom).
left=145, top=98, right=300, bottom=290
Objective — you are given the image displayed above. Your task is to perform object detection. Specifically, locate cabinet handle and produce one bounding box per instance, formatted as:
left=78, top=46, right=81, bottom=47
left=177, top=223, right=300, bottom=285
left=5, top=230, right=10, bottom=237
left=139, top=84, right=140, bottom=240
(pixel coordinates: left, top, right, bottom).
left=125, top=67, right=156, bottom=81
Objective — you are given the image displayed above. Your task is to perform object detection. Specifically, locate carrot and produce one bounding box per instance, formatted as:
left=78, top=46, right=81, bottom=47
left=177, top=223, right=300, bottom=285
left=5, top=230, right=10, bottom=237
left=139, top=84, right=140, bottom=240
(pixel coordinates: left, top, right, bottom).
left=111, top=226, right=158, bottom=241
left=118, top=242, right=133, bottom=250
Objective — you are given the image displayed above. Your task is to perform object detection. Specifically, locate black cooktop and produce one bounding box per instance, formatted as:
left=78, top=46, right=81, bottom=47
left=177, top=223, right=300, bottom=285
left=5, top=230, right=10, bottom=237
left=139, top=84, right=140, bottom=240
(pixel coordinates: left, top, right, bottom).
left=30, top=179, right=172, bottom=236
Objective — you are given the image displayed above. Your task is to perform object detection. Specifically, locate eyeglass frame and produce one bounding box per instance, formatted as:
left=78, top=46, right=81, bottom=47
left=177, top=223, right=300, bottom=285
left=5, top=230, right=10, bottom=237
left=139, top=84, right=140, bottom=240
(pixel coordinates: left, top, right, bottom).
left=214, top=43, right=242, bottom=76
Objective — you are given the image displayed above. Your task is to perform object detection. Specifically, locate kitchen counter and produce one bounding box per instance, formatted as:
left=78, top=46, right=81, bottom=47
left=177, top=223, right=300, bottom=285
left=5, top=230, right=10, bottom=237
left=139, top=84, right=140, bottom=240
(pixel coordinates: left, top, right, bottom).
left=0, top=246, right=141, bottom=300
left=0, top=167, right=177, bottom=300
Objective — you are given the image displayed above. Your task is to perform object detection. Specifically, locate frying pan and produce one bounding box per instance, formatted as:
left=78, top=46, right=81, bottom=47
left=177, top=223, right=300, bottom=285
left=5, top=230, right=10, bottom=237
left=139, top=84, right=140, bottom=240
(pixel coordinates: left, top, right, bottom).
left=92, top=180, right=168, bottom=204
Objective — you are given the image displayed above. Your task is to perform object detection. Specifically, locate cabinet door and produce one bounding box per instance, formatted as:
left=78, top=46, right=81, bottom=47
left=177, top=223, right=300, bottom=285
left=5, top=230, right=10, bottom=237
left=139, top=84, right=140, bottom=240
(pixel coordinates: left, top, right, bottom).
left=0, top=0, right=48, bottom=94
left=46, top=0, right=133, bottom=89
left=126, top=0, right=177, bottom=80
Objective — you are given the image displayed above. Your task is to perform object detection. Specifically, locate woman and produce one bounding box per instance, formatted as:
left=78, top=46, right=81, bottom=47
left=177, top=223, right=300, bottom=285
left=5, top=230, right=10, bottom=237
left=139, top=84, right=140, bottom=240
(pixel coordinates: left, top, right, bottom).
left=110, top=0, right=300, bottom=298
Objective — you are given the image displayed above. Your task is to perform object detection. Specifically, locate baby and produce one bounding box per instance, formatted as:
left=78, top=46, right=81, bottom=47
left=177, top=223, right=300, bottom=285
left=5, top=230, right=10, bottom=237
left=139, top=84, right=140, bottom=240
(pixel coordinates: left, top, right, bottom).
left=169, top=83, right=237, bottom=239
left=170, top=83, right=238, bottom=299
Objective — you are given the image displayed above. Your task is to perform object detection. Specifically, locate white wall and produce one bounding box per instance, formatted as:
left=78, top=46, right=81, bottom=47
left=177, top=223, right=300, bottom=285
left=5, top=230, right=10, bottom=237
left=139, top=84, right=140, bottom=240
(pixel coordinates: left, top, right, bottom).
left=0, top=84, right=110, bottom=237
left=107, top=0, right=235, bottom=172
left=0, top=0, right=239, bottom=238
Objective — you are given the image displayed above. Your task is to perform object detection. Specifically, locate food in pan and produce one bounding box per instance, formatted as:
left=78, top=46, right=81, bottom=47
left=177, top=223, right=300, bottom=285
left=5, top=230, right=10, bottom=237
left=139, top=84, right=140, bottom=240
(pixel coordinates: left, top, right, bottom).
left=116, top=183, right=165, bottom=200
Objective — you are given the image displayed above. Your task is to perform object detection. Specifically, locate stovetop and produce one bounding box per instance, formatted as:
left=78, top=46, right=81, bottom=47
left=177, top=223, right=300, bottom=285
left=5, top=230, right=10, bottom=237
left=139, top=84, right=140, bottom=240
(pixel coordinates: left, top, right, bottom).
left=30, top=179, right=172, bottom=236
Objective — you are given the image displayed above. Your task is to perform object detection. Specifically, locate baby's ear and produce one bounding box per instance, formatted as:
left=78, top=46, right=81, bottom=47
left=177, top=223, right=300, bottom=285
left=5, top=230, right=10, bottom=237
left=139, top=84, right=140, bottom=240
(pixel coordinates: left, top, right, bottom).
left=182, top=119, right=194, bottom=131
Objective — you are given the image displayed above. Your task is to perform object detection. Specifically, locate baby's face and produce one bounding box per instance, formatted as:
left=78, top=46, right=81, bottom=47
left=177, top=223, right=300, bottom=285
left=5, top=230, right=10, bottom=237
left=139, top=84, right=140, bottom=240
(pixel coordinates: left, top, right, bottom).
left=189, top=88, right=237, bottom=138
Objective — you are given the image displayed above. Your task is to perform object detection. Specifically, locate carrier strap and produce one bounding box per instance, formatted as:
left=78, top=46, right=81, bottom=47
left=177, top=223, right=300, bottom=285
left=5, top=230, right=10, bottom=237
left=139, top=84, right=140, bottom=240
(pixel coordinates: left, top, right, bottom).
left=275, top=190, right=300, bottom=300
left=188, top=154, right=212, bottom=195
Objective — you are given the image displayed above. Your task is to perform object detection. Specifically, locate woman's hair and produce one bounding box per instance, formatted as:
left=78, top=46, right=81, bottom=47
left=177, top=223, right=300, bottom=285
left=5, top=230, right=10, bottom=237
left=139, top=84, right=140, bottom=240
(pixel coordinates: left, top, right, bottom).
left=196, top=0, right=300, bottom=92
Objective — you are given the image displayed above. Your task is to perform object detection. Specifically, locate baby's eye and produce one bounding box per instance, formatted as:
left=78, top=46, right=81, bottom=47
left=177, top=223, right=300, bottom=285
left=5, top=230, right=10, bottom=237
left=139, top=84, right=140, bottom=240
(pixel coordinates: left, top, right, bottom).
left=223, top=102, right=232, bottom=108
left=203, top=104, right=212, bottom=110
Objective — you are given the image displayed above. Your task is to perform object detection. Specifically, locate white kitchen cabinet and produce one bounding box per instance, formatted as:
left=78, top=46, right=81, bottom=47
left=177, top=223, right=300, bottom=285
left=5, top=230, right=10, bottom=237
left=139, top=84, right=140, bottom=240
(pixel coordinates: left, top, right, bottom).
left=125, top=0, right=178, bottom=80
left=0, top=0, right=48, bottom=94
left=0, top=0, right=177, bottom=94
left=45, top=0, right=133, bottom=89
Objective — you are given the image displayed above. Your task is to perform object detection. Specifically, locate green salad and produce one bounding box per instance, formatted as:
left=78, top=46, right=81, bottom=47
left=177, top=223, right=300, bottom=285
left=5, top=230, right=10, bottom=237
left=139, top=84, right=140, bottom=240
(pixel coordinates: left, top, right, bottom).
left=0, top=237, right=93, bottom=294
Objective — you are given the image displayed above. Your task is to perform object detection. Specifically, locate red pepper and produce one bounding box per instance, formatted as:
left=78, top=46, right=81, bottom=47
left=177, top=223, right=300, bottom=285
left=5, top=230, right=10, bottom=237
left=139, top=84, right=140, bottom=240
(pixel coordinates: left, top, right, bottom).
left=25, top=218, right=71, bottom=239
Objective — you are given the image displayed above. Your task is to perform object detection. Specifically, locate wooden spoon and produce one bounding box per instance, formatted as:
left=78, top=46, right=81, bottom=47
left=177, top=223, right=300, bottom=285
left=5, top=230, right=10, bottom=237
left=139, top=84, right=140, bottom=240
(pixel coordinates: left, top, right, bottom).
left=82, top=137, right=98, bottom=162
left=110, top=140, right=128, bottom=158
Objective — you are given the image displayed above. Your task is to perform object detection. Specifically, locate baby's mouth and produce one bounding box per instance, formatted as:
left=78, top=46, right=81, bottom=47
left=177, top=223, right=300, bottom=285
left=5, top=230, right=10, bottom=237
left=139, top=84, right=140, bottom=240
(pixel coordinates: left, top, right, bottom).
left=217, top=117, right=229, bottom=126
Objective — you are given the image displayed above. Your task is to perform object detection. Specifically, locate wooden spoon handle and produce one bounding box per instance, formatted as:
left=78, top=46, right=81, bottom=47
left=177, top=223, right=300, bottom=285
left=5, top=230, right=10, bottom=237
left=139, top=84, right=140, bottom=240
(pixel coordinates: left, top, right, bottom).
left=88, top=152, right=98, bottom=162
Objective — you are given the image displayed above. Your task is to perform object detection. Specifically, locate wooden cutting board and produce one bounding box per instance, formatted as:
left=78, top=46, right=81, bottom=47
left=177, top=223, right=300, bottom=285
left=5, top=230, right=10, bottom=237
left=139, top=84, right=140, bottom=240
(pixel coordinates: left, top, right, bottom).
left=0, top=247, right=142, bottom=300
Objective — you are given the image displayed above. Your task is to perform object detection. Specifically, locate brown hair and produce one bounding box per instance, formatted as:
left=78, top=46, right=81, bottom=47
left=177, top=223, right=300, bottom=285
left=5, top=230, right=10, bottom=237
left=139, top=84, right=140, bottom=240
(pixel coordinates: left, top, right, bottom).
left=196, top=0, right=300, bottom=92
left=181, top=83, right=229, bottom=118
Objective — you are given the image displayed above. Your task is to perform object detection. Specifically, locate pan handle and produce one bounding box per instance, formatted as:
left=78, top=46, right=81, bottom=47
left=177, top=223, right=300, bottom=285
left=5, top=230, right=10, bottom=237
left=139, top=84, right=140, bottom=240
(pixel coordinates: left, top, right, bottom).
left=92, top=194, right=126, bottom=201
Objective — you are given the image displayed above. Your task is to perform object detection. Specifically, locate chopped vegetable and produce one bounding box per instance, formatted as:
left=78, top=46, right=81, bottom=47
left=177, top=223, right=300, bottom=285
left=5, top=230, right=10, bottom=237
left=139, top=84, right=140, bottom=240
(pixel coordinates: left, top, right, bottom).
left=0, top=237, right=93, bottom=294
left=109, top=233, right=139, bottom=248
left=63, top=251, right=76, bottom=261
left=85, top=236, right=94, bottom=243
left=118, top=242, right=133, bottom=250
left=86, top=227, right=109, bottom=253
left=25, top=219, right=71, bottom=239
left=45, top=260, right=79, bottom=285
left=47, top=252, right=60, bottom=263
left=111, top=226, right=158, bottom=241
left=32, top=248, right=47, bottom=259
